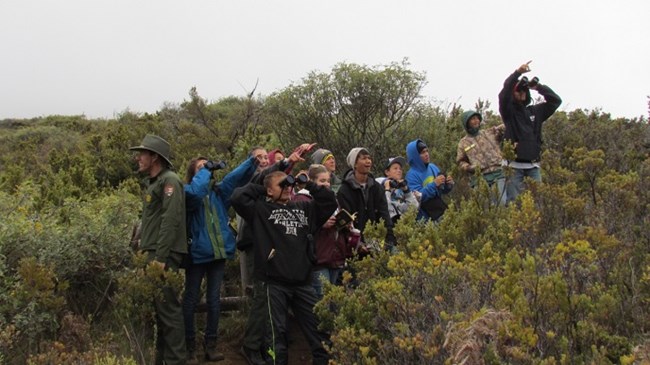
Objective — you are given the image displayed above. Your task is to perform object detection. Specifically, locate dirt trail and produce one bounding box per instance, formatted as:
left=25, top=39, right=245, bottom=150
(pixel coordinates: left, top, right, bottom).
left=203, top=320, right=313, bottom=365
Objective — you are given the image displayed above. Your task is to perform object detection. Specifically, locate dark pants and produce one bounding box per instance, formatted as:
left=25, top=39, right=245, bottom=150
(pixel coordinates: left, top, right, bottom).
left=183, top=259, right=225, bottom=342
left=266, top=283, right=330, bottom=365
left=149, top=251, right=187, bottom=365
left=242, top=247, right=269, bottom=353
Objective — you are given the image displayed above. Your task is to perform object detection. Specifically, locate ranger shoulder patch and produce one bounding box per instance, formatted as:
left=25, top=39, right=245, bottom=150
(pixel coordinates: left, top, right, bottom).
left=164, top=184, right=175, bottom=197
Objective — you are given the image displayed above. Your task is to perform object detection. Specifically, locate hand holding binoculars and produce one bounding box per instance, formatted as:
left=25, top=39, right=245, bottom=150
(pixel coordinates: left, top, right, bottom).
left=515, top=76, right=539, bottom=92
left=279, top=173, right=309, bottom=188
left=204, top=160, right=226, bottom=171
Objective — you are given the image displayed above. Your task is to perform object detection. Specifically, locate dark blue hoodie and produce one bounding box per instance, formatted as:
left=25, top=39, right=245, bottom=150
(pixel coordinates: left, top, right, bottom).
left=405, top=139, right=452, bottom=220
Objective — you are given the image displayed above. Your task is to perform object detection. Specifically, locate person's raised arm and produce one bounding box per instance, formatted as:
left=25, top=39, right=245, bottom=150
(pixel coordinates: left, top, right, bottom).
left=499, top=61, right=531, bottom=115
left=184, top=167, right=211, bottom=210
left=531, top=82, right=562, bottom=122
left=231, top=183, right=266, bottom=223
left=218, top=156, right=258, bottom=200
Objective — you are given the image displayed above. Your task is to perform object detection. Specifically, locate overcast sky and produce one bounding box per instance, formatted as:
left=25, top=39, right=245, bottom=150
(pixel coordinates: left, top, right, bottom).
left=1, top=0, right=648, bottom=120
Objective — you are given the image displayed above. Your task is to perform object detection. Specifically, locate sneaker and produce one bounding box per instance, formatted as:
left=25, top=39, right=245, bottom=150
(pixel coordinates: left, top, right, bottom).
left=205, top=338, right=225, bottom=362
left=205, top=349, right=225, bottom=362
left=239, top=346, right=266, bottom=365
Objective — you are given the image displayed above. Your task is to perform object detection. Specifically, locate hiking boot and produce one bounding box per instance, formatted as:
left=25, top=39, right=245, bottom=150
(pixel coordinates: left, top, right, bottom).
left=239, top=346, right=265, bottom=365
left=204, top=338, right=225, bottom=362
left=186, top=338, right=199, bottom=365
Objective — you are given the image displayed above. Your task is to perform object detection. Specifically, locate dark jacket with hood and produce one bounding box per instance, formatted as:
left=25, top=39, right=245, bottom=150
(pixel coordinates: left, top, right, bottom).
left=293, top=191, right=349, bottom=268
left=405, top=139, right=453, bottom=221
left=336, top=169, right=396, bottom=246
left=498, top=71, right=562, bottom=162
left=232, top=181, right=337, bottom=286
left=236, top=159, right=292, bottom=251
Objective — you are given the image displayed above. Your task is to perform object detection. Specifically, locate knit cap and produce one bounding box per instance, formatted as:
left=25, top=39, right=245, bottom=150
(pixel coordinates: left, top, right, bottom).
left=416, top=141, right=428, bottom=154
left=311, top=148, right=334, bottom=165
left=346, top=147, right=370, bottom=169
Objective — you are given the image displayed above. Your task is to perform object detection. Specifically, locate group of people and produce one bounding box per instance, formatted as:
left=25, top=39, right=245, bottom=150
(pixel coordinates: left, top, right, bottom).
left=129, top=61, right=560, bottom=365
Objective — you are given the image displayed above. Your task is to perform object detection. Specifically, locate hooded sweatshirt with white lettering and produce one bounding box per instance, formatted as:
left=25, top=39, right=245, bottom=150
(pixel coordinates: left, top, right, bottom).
left=232, top=181, right=337, bottom=285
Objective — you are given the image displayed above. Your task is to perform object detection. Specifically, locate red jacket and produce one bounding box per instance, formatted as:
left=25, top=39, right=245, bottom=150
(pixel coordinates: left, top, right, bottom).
left=293, top=191, right=349, bottom=268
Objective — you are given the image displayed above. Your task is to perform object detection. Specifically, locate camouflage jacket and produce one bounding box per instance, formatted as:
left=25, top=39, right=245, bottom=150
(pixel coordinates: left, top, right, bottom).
left=456, top=125, right=505, bottom=174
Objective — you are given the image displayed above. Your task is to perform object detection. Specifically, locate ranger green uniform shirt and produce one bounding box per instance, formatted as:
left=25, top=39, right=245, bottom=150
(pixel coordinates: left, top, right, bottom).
left=139, top=168, right=187, bottom=262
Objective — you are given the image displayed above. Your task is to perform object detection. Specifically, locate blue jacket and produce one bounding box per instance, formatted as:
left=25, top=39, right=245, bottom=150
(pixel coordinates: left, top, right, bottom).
left=405, top=139, right=452, bottom=220
left=185, top=157, right=257, bottom=263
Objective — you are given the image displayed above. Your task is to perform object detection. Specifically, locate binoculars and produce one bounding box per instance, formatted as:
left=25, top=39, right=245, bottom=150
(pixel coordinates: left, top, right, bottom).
left=515, top=76, right=539, bottom=92
left=388, top=179, right=407, bottom=189
left=279, top=174, right=309, bottom=188
left=204, top=160, right=226, bottom=171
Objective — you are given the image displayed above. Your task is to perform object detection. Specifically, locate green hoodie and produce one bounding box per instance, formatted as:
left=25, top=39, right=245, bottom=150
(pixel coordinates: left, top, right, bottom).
left=461, top=110, right=482, bottom=135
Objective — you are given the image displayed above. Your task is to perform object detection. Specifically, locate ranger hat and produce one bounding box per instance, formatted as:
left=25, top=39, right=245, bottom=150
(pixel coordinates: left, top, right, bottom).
left=130, top=134, right=173, bottom=168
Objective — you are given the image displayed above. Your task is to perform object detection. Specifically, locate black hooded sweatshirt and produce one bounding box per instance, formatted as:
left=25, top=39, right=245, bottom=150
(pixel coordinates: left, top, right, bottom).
left=498, top=70, right=562, bottom=162
left=336, top=169, right=396, bottom=246
left=232, top=181, right=337, bottom=286
left=236, top=159, right=291, bottom=251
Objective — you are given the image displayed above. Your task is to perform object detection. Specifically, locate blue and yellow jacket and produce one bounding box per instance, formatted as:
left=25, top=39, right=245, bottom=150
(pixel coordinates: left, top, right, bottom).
left=405, top=139, right=452, bottom=220
left=185, top=157, right=257, bottom=263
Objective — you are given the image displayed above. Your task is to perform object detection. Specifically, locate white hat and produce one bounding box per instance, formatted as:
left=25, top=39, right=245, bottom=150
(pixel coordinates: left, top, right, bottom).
left=346, top=147, right=370, bottom=169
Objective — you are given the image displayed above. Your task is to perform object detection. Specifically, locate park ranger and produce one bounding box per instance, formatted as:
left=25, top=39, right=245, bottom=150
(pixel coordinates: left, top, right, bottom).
left=130, top=134, right=187, bottom=365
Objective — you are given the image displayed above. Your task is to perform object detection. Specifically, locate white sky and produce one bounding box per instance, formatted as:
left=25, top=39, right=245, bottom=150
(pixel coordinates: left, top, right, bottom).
left=1, top=0, right=648, bottom=120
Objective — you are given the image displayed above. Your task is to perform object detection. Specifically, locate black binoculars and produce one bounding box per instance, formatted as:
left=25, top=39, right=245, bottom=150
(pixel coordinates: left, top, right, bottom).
left=515, top=76, right=539, bottom=92
left=279, top=174, right=309, bottom=189
left=388, top=179, right=407, bottom=189
left=204, top=160, right=226, bottom=171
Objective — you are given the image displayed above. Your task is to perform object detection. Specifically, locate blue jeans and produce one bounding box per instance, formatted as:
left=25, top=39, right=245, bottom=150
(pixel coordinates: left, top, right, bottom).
left=506, top=167, right=541, bottom=204
left=493, top=177, right=507, bottom=206
left=311, top=267, right=341, bottom=299
left=183, top=259, right=225, bottom=341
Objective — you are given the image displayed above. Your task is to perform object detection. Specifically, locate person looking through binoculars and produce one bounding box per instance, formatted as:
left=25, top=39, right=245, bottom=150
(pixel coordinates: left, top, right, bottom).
left=183, top=155, right=258, bottom=362
left=499, top=60, right=562, bottom=203
left=236, top=142, right=316, bottom=365
left=232, top=171, right=337, bottom=365
left=376, top=156, right=419, bottom=224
